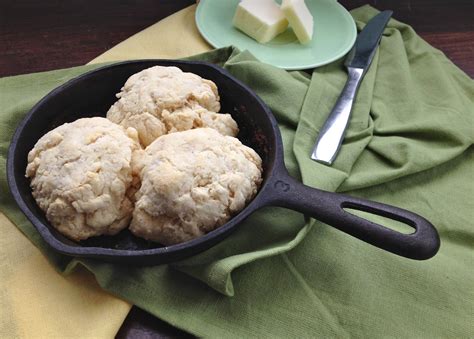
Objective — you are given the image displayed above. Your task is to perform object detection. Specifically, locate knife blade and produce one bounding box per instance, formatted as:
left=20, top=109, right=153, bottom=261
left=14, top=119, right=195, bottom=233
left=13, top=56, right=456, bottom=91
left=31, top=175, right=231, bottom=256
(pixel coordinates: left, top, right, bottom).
left=311, top=10, right=393, bottom=165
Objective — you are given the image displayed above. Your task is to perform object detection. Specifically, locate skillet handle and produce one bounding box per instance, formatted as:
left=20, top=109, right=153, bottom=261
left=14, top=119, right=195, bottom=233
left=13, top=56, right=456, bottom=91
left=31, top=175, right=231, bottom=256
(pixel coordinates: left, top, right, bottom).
left=263, top=174, right=440, bottom=260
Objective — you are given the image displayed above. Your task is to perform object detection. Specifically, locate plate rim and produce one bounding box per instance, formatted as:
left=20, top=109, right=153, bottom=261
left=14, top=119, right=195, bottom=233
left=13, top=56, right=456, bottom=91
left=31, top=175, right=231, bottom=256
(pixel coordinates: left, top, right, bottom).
left=195, top=0, right=357, bottom=70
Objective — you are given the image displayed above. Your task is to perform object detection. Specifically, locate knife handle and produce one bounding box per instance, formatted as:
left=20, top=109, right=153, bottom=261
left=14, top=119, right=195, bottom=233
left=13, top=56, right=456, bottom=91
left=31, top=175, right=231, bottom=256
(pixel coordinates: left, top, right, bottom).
left=311, top=67, right=364, bottom=165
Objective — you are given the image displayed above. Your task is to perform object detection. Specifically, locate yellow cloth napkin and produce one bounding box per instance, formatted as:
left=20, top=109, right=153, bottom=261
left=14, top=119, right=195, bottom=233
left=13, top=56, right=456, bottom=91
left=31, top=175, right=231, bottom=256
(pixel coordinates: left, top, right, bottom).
left=1, top=4, right=207, bottom=338
left=89, top=5, right=211, bottom=64
left=0, top=213, right=131, bottom=338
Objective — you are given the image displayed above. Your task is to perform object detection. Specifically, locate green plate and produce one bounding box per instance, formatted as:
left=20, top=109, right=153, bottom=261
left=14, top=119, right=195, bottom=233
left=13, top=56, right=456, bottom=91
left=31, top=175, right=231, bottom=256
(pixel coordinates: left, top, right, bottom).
left=195, top=0, right=357, bottom=70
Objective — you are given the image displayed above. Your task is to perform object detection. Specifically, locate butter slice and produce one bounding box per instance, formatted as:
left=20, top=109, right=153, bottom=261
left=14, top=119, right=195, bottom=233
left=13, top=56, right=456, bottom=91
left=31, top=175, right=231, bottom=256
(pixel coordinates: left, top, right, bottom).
left=281, top=0, right=313, bottom=44
left=233, top=0, right=288, bottom=44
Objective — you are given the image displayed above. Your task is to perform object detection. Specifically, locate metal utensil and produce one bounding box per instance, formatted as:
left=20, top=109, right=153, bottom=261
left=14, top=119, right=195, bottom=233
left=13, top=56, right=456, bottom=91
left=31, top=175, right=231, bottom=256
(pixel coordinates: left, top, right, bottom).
left=311, top=10, right=393, bottom=165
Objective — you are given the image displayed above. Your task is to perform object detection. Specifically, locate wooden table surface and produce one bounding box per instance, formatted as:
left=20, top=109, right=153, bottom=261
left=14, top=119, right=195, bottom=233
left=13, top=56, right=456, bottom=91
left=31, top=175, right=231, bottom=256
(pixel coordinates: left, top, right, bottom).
left=1, top=0, right=473, bottom=337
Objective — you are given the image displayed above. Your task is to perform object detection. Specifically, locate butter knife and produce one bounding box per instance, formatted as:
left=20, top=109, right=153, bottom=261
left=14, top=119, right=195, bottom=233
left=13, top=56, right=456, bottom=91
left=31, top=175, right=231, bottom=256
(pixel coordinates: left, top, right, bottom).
left=311, top=10, right=393, bottom=165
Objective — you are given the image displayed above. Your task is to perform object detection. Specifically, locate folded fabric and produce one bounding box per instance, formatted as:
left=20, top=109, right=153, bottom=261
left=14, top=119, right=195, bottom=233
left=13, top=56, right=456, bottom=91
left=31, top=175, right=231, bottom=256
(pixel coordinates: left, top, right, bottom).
left=1, top=6, right=473, bottom=338
left=89, top=4, right=210, bottom=64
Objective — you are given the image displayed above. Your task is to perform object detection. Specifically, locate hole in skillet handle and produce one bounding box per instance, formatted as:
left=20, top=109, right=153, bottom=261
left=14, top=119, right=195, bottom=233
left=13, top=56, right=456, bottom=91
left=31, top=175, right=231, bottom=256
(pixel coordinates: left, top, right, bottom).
left=6, top=59, right=281, bottom=264
left=262, top=172, right=441, bottom=260
left=343, top=208, right=415, bottom=235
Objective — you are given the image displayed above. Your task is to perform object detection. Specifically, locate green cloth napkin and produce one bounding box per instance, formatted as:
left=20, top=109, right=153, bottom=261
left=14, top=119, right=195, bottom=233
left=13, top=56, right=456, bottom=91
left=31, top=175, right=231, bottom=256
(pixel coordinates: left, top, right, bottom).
left=1, top=6, right=473, bottom=337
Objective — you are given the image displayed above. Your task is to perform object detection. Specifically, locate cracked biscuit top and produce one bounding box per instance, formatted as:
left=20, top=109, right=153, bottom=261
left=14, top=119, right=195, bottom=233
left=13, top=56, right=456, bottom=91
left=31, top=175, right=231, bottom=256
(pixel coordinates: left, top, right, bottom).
left=107, top=66, right=238, bottom=147
left=130, top=128, right=263, bottom=245
left=25, top=117, right=140, bottom=241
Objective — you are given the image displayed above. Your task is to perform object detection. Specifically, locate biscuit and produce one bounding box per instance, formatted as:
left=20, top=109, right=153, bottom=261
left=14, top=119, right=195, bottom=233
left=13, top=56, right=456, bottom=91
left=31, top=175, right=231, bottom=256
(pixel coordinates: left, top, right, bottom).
left=130, top=128, right=262, bottom=245
left=26, top=117, right=140, bottom=241
left=107, top=66, right=238, bottom=147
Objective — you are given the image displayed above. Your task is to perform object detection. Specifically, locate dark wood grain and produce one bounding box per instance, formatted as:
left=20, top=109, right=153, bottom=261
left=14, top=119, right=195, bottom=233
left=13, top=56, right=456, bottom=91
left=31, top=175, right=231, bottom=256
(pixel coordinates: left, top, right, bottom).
left=1, top=0, right=473, bottom=77
left=116, top=307, right=194, bottom=339
left=1, top=1, right=473, bottom=338
left=0, top=0, right=195, bottom=76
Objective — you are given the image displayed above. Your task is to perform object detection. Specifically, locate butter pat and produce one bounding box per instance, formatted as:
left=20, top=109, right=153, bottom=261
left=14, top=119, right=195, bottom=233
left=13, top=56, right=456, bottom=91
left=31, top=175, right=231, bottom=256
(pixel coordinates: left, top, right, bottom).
left=281, top=0, right=313, bottom=44
left=233, top=0, right=288, bottom=44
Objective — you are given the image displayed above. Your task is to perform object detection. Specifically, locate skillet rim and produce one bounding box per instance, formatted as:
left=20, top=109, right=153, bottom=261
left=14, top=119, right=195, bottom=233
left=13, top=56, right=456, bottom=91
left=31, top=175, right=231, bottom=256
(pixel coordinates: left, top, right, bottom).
left=6, top=59, right=284, bottom=261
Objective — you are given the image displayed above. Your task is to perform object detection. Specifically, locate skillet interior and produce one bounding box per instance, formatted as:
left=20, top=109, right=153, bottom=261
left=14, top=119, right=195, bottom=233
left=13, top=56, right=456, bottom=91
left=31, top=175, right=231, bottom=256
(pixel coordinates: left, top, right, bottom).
left=7, top=60, right=282, bottom=263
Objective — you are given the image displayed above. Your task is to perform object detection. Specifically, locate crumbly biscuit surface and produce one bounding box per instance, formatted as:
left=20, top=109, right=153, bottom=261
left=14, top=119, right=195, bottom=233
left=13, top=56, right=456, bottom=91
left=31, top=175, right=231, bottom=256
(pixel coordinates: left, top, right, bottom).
left=26, top=117, right=140, bottom=241
left=130, top=128, right=262, bottom=245
left=107, top=66, right=238, bottom=147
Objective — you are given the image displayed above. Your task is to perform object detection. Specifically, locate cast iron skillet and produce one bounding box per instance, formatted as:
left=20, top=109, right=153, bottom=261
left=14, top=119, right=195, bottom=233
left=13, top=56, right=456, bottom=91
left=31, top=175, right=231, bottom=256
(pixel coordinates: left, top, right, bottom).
left=7, top=60, right=440, bottom=265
